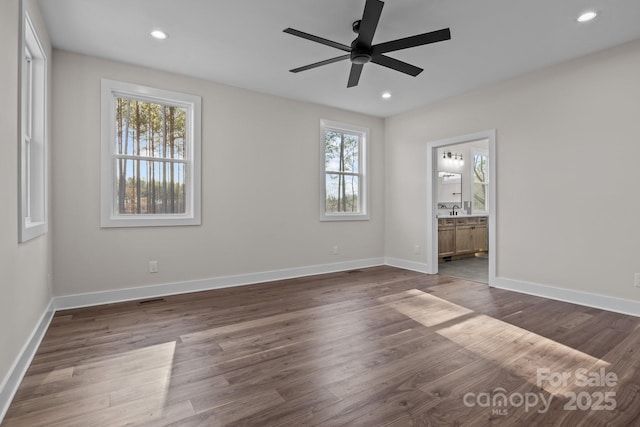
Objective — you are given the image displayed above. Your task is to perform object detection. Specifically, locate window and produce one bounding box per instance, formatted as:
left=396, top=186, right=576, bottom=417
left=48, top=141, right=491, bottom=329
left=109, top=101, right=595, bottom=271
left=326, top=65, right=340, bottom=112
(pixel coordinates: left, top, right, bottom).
left=320, top=120, right=368, bottom=221
left=472, top=150, right=489, bottom=213
left=19, top=12, right=47, bottom=242
left=101, top=79, right=201, bottom=227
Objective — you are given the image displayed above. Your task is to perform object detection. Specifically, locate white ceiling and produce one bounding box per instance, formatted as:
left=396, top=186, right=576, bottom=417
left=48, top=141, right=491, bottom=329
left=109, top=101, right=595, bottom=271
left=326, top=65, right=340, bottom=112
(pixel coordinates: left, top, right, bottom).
left=38, top=0, right=640, bottom=117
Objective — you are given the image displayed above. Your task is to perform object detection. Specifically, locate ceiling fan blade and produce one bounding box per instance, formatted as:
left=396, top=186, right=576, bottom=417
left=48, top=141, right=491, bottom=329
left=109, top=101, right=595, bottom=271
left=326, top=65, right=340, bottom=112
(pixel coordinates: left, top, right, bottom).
left=289, top=54, right=350, bottom=73
left=283, top=28, right=351, bottom=52
left=371, top=55, right=423, bottom=76
left=347, top=64, right=364, bottom=88
left=371, top=28, right=451, bottom=55
left=357, top=0, right=384, bottom=48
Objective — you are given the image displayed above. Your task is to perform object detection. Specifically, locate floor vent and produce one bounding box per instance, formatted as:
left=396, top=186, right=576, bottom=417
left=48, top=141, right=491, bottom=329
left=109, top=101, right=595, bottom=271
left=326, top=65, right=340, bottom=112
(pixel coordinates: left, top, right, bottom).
left=347, top=269, right=363, bottom=274
left=137, top=298, right=167, bottom=305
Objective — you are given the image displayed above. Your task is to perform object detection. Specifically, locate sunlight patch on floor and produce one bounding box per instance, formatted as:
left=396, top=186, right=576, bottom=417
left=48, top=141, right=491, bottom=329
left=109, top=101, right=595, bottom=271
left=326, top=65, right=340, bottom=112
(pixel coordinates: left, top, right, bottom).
left=382, top=289, right=610, bottom=396
left=6, top=342, right=179, bottom=426
left=75, top=341, right=177, bottom=423
left=437, top=314, right=610, bottom=396
left=379, top=289, right=473, bottom=328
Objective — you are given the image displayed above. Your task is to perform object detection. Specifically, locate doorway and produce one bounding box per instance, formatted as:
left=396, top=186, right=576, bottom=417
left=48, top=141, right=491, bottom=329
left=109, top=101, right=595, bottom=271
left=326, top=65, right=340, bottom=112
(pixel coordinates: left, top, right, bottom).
left=426, top=130, right=496, bottom=285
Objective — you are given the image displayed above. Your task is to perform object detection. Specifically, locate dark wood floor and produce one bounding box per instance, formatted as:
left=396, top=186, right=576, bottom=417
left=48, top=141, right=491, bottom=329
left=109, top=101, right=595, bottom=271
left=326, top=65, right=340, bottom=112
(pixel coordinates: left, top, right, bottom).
left=4, top=266, right=640, bottom=426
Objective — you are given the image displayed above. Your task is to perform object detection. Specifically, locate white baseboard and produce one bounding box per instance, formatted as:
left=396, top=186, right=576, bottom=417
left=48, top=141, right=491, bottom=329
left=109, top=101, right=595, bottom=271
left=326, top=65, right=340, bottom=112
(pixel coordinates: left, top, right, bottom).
left=55, top=258, right=386, bottom=310
left=384, top=257, right=432, bottom=274
left=0, top=299, right=55, bottom=423
left=492, top=276, right=640, bottom=318
left=384, top=256, right=640, bottom=317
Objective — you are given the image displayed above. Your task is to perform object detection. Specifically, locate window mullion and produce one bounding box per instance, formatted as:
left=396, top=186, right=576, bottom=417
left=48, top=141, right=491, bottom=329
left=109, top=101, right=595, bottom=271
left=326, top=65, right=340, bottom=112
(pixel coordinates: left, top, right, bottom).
left=115, top=154, right=188, bottom=164
left=325, top=171, right=358, bottom=177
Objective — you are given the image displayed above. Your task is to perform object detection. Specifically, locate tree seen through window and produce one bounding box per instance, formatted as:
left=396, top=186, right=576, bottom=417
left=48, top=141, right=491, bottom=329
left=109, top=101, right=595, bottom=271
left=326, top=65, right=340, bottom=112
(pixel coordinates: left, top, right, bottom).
left=324, top=130, right=360, bottom=213
left=115, top=98, right=187, bottom=215
left=473, top=153, right=488, bottom=212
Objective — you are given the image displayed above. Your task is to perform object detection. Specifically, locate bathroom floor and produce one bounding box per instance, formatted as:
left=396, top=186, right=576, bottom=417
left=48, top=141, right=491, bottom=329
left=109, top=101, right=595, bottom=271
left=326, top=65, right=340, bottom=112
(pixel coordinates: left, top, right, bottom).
left=438, top=254, right=488, bottom=283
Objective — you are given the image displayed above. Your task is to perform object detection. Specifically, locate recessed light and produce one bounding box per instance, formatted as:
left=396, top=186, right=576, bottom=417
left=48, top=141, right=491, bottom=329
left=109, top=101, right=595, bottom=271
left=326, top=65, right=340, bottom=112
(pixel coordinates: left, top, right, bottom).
left=151, top=30, right=168, bottom=40
left=381, top=92, right=392, bottom=99
left=577, top=11, right=597, bottom=22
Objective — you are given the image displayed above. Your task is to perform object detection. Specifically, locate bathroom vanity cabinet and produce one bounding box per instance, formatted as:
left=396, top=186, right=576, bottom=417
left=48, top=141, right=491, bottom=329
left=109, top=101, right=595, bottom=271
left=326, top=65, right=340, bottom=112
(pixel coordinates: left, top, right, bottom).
left=438, top=216, right=488, bottom=261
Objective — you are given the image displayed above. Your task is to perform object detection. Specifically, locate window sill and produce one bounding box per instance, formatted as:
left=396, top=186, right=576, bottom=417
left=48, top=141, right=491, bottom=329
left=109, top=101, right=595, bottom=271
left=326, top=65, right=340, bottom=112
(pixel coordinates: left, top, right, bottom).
left=320, top=213, right=370, bottom=222
left=100, top=214, right=201, bottom=228
left=19, top=221, right=47, bottom=242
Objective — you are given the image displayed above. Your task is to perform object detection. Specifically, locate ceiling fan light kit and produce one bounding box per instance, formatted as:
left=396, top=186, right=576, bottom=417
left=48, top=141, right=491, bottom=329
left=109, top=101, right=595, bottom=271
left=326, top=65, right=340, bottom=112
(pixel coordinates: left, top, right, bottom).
left=283, top=0, right=451, bottom=88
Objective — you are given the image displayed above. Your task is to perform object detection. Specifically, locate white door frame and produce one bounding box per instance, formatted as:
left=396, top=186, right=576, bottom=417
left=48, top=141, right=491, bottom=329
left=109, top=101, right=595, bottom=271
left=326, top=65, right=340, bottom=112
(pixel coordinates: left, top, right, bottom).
left=426, top=129, right=497, bottom=285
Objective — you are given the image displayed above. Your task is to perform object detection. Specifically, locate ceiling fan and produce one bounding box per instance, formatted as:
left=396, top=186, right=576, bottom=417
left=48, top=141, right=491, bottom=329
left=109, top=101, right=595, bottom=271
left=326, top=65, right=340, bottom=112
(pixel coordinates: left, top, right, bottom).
left=283, top=0, right=451, bottom=88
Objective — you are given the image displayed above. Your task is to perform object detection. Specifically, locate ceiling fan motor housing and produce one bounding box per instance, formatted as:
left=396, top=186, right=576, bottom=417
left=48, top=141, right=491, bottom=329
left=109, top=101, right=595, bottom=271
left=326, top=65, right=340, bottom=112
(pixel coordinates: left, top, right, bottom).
left=350, top=38, right=372, bottom=64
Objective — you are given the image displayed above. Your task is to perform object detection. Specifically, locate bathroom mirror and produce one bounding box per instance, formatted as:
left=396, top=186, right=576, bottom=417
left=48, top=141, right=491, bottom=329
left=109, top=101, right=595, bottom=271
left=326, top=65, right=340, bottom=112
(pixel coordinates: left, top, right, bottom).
left=437, top=172, right=462, bottom=204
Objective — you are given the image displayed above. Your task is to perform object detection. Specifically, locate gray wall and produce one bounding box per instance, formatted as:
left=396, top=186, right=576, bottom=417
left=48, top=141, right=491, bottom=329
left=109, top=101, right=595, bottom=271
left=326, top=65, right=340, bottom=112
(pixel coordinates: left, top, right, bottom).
left=52, top=51, right=385, bottom=297
left=385, top=38, right=640, bottom=301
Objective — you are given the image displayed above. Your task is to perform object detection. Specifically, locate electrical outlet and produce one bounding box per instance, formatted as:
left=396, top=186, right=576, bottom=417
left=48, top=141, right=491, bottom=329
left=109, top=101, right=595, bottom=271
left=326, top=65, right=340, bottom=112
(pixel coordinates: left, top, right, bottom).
left=414, top=244, right=421, bottom=255
left=333, top=245, right=339, bottom=255
left=149, top=261, right=159, bottom=273
left=635, top=273, right=640, bottom=288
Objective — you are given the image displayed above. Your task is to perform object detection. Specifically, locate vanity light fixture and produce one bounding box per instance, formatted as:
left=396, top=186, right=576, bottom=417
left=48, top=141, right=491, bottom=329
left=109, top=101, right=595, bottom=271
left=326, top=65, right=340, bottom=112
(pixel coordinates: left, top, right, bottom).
left=443, top=151, right=464, bottom=167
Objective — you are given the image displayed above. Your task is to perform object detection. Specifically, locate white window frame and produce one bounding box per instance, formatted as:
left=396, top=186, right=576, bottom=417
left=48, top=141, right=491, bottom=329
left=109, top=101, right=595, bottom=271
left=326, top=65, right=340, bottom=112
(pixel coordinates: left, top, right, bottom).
left=471, top=148, right=489, bottom=214
left=19, top=10, right=47, bottom=242
left=100, top=79, right=201, bottom=227
left=320, top=119, right=369, bottom=221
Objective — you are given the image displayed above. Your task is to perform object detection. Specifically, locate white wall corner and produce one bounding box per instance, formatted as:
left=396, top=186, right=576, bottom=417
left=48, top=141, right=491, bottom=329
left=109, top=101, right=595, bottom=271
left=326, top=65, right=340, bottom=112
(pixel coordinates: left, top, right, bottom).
left=384, top=257, right=432, bottom=274
left=0, top=299, right=55, bottom=424
left=492, top=276, right=640, bottom=318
